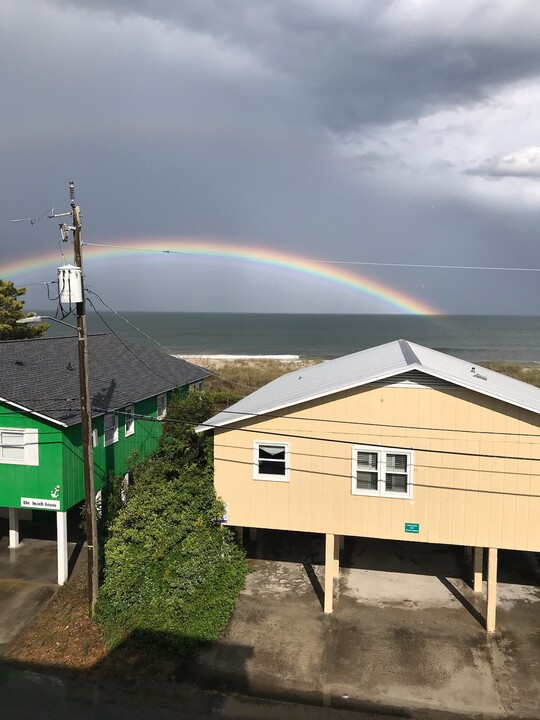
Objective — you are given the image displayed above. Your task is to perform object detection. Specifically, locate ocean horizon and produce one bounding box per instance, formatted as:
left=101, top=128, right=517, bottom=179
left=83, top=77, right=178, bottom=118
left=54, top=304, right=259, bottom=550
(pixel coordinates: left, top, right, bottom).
left=37, top=311, right=540, bottom=364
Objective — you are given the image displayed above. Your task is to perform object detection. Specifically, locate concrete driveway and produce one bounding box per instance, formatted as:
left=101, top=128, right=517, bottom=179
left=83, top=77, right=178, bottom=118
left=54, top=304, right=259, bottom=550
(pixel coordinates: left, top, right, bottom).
left=195, top=532, right=540, bottom=719
left=0, top=526, right=77, bottom=654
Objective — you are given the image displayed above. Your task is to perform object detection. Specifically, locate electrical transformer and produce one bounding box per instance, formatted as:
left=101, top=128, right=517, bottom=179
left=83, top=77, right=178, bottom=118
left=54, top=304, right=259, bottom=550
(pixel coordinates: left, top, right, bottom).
left=58, top=264, right=83, bottom=304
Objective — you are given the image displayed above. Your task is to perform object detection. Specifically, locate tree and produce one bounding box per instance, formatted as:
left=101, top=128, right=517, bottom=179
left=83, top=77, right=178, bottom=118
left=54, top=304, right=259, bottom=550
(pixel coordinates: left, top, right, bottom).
left=0, top=279, right=49, bottom=340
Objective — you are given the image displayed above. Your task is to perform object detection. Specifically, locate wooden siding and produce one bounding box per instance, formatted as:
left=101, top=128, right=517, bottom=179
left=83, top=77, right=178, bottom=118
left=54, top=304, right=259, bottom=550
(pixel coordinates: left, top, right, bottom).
left=213, top=382, right=540, bottom=552
left=62, top=390, right=176, bottom=509
left=0, top=402, right=63, bottom=508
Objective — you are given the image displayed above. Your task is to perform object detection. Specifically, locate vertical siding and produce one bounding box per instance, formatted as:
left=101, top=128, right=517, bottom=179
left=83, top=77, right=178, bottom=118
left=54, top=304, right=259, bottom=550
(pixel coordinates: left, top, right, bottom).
left=0, top=403, right=64, bottom=508
left=62, top=390, right=179, bottom=508
left=1, top=389, right=185, bottom=512
left=214, top=382, right=540, bottom=552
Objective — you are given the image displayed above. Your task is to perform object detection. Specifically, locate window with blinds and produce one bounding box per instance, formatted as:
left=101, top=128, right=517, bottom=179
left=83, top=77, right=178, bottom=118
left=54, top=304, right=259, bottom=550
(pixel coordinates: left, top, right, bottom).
left=124, top=405, right=135, bottom=437
left=0, top=430, right=25, bottom=461
left=104, top=413, right=118, bottom=446
left=0, top=428, right=39, bottom=465
left=352, top=446, right=412, bottom=498
left=355, top=451, right=379, bottom=492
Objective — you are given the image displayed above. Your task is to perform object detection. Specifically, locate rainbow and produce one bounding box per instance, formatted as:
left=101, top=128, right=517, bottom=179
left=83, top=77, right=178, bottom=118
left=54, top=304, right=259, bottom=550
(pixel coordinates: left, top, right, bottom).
left=1, top=237, right=440, bottom=315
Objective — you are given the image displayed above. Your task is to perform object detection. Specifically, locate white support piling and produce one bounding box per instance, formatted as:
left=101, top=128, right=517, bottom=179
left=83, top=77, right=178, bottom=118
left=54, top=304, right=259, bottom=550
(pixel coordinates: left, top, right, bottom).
left=8, top=508, right=20, bottom=549
left=486, top=547, right=498, bottom=633
left=324, top=533, right=335, bottom=614
left=473, top=546, right=484, bottom=593
left=333, top=535, right=341, bottom=577
left=56, top=511, right=68, bottom=586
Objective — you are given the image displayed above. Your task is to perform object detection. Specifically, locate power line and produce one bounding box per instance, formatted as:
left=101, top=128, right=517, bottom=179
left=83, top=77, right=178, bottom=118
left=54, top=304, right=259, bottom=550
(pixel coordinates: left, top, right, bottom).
left=83, top=241, right=540, bottom=274
left=84, top=287, right=259, bottom=391
left=95, top=404, right=540, bottom=464
left=5, top=402, right=540, bottom=491
left=11, top=423, right=540, bottom=492
left=211, top=452, right=540, bottom=499
left=214, top=407, right=540, bottom=439
left=85, top=287, right=173, bottom=354
left=6, top=372, right=540, bottom=442
left=85, top=294, right=178, bottom=386
left=0, top=207, right=53, bottom=225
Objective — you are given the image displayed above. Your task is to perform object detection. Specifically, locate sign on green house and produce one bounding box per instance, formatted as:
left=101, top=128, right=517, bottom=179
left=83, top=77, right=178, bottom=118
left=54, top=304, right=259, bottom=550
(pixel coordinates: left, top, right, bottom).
left=405, top=522, right=420, bottom=534
left=21, top=497, right=60, bottom=511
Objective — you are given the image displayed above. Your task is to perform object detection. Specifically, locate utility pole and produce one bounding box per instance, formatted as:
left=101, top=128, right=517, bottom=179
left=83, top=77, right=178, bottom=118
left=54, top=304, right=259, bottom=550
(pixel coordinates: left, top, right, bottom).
left=70, top=181, right=99, bottom=615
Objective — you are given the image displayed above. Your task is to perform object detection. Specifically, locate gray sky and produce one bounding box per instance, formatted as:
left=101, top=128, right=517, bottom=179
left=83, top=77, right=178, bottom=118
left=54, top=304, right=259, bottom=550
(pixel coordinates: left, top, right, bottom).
left=2, top=0, right=540, bottom=314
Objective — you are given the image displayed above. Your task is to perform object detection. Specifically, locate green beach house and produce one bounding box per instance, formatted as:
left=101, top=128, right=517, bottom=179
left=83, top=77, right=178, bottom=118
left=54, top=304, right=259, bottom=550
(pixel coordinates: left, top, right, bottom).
left=0, top=334, right=209, bottom=583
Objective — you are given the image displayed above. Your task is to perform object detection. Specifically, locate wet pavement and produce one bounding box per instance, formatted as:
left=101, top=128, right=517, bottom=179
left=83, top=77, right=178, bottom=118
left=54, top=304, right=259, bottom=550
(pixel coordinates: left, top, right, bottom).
left=194, top=532, right=540, bottom=719
left=0, top=666, right=408, bottom=720
left=1, top=526, right=539, bottom=718
left=0, top=529, right=76, bottom=653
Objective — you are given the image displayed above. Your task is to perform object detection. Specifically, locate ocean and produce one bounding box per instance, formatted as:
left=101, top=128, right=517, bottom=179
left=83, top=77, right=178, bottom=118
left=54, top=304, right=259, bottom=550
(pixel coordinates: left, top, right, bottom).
left=39, top=312, right=540, bottom=364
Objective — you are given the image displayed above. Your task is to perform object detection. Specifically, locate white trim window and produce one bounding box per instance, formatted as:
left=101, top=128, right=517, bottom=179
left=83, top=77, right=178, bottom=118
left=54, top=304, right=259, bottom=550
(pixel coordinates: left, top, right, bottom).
left=254, top=442, right=290, bottom=482
left=352, top=445, right=413, bottom=498
left=124, top=405, right=135, bottom=437
left=157, top=393, right=167, bottom=420
left=104, top=413, right=118, bottom=446
left=0, top=428, right=39, bottom=466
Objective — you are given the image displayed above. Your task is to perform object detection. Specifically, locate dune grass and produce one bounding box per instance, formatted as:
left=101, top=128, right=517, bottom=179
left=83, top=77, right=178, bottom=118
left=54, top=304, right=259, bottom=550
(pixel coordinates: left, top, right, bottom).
left=200, top=358, right=321, bottom=397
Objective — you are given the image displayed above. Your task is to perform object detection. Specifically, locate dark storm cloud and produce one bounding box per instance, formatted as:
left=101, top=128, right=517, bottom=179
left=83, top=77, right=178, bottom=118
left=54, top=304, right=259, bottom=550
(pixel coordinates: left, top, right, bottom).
left=47, top=0, right=540, bottom=133
left=2, top=1, right=540, bottom=314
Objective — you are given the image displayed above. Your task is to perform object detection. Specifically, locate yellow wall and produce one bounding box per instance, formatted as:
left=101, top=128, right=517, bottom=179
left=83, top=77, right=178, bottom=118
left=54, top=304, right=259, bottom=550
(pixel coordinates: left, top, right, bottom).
left=213, top=380, right=540, bottom=551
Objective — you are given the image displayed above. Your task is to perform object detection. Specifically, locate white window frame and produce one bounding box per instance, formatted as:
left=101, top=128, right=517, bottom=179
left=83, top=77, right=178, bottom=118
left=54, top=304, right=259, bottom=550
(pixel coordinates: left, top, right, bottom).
left=351, top=445, right=413, bottom=499
left=157, top=393, right=167, bottom=420
left=124, top=405, right=135, bottom=437
left=253, top=441, right=290, bottom=482
left=104, top=413, right=118, bottom=447
left=0, top=427, right=39, bottom=466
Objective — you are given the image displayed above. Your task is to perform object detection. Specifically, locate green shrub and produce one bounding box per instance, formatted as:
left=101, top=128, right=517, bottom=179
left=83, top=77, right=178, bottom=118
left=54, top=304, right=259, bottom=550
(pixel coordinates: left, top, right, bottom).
left=96, top=393, right=248, bottom=655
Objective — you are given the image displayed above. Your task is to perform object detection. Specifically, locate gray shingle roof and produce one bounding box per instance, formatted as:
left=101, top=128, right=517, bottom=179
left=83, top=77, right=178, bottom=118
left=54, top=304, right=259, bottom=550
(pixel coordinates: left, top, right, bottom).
left=198, top=339, right=540, bottom=432
left=0, top=334, right=210, bottom=426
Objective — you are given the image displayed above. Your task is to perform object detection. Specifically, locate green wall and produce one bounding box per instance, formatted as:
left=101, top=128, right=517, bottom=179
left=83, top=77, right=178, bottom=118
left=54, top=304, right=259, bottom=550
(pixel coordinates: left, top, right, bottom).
left=0, top=388, right=180, bottom=512
left=0, top=403, right=64, bottom=508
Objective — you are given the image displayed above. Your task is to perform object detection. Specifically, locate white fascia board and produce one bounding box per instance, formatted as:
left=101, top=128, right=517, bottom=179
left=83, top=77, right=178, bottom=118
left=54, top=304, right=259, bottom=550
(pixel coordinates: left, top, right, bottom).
left=0, top=396, right=68, bottom=427
left=195, top=414, right=254, bottom=433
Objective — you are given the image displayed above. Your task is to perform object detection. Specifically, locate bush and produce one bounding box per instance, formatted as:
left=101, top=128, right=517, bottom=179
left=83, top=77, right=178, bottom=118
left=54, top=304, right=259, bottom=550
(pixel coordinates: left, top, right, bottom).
left=96, top=394, right=248, bottom=655
left=159, top=390, right=215, bottom=469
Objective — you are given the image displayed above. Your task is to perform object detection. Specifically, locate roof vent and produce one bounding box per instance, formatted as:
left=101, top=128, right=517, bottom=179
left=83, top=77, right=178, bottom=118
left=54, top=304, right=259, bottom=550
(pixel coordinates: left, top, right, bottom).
left=15, top=360, right=24, bottom=366
left=474, top=373, right=487, bottom=381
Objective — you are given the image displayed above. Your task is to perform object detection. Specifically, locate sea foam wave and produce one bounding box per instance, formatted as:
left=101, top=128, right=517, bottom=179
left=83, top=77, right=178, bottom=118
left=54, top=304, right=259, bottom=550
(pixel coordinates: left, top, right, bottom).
left=175, top=354, right=300, bottom=362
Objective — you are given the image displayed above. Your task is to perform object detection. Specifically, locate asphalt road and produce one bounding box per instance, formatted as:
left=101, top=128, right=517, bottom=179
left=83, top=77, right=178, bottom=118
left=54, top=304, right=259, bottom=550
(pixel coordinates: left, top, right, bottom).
left=0, top=667, right=412, bottom=720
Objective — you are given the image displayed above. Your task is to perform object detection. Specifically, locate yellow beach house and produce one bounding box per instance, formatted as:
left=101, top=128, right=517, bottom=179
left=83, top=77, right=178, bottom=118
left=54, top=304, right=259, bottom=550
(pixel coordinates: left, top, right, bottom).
left=197, top=339, right=540, bottom=631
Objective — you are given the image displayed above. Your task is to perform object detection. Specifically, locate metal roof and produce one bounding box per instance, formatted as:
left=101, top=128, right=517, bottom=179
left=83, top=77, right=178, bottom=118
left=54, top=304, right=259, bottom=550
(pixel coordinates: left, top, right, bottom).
left=0, top=334, right=210, bottom=426
left=197, top=339, right=540, bottom=432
